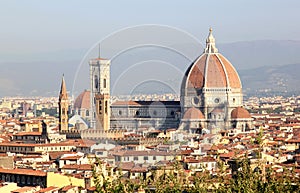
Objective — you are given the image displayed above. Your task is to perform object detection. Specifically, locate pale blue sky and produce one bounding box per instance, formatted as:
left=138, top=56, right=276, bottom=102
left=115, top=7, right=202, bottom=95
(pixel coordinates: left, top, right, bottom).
left=0, top=0, right=300, bottom=96
left=1, top=0, right=300, bottom=56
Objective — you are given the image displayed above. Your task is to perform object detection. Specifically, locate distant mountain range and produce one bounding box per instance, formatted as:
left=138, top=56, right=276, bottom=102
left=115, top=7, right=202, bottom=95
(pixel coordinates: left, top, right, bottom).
left=218, top=40, right=300, bottom=96
left=219, top=40, right=300, bottom=70
left=239, top=63, right=300, bottom=96
left=0, top=40, right=300, bottom=97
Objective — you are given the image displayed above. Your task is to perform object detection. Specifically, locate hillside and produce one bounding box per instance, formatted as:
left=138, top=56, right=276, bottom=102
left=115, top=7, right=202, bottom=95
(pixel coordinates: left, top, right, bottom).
left=0, top=40, right=300, bottom=97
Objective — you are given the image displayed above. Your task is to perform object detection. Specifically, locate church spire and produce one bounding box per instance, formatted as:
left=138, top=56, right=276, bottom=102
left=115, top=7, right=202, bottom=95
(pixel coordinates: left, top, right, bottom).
left=59, top=74, right=68, bottom=100
left=204, top=27, right=218, bottom=53
left=58, top=74, right=69, bottom=132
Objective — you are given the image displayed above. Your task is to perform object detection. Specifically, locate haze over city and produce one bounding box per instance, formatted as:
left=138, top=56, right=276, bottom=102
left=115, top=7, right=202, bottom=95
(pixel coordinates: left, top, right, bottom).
left=1, top=0, right=300, bottom=97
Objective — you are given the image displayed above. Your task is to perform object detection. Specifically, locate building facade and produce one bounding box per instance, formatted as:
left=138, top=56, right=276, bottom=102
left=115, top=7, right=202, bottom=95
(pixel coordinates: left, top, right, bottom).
left=77, top=28, right=252, bottom=133
left=110, top=101, right=180, bottom=130
left=180, top=28, right=251, bottom=133
left=89, top=58, right=111, bottom=130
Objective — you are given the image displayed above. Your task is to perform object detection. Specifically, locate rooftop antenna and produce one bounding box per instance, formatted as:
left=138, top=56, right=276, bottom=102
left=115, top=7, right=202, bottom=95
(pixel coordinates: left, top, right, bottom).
left=98, top=44, right=101, bottom=58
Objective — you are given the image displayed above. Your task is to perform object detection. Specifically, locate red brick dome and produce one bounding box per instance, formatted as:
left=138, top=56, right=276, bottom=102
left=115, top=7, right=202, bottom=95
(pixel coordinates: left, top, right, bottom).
left=182, top=107, right=205, bottom=120
left=182, top=28, right=241, bottom=90
left=74, top=90, right=90, bottom=109
left=231, top=107, right=251, bottom=119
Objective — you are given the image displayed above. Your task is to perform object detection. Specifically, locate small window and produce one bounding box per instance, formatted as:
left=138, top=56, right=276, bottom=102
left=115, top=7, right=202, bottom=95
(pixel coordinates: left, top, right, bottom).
left=144, top=156, right=148, bottom=161
left=103, top=78, right=107, bottom=88
left=214, top=98, right=220, bottom=103
left=134, top=156, right=138, bottom=161
left=99, top=104, right=102, bottom=112
left=105, top=101, right=108, bottom=114
left=193, top=97, right=199, bottom=105
left=94, top=75, right=99, bottom=89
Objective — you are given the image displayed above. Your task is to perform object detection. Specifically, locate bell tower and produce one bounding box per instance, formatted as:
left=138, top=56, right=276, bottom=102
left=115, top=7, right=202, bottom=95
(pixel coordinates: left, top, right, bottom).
left=89, top=57, right=110, bottom=130
left=58, top=75, right=69, bottom=132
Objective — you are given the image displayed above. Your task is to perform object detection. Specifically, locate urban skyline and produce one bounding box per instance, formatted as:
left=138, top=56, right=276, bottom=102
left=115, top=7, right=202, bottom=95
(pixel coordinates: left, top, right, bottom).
left=0, top=1, right=300, bottom=97
left=0, top=1, right=300, bottom=192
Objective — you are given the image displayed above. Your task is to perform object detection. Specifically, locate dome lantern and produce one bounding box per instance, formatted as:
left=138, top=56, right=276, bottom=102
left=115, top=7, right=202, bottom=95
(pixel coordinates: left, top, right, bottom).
left=204, top=27, right=218, bottom=53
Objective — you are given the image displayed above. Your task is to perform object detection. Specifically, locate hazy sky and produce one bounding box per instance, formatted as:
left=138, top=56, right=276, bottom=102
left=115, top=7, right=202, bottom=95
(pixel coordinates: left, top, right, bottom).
left=1, top=0, right=300, bottom=56
left=0, top=0, right=300, bottom=96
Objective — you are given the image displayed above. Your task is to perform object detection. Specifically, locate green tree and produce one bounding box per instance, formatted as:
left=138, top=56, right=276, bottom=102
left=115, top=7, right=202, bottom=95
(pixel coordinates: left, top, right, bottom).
left=93, top=157, right=300, bottom=193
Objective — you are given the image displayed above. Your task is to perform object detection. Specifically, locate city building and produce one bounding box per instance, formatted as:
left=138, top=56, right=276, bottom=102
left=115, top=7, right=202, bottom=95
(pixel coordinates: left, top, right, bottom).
left=89, top=57, right=111, bottom=131
left=80, top=28, right=252, bottom=133
left=180, top=28, right=252, bottom=133
left=58, top=75, right=69, bottom=132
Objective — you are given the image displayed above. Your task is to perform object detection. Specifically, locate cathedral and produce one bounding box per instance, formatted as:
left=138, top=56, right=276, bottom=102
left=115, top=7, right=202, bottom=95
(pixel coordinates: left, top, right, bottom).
left=179, top=28, right=252, bottom=133
left=70, top=28, right=252, bottom=134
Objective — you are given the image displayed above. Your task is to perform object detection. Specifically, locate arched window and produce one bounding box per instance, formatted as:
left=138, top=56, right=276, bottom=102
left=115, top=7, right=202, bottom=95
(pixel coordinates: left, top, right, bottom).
left=153, top=110, right=157, bottom=116
left=103, top=78, right=107, bottom=88
left=170, top=110, right=175, bottom=116
left=99, top=103, right=102, bottom=113
left=94, top=75, right=98, bottom=89
left=105, top=101, right=108, bottom=114
left=135, top=111, right=140, bottom=116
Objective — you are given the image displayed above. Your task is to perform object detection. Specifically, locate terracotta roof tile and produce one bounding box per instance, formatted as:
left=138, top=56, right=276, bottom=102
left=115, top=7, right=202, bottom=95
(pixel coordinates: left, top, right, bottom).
left=0, top=167, right=46, bottom=176
left=14, top=132, right=42, bottom=136
left=231, top=107, right=251, bottom=119
left=184, top=53, right=241, bottom=89
left=182, top=107, right=204, bottom=120
left=61, top=185, right=77, bottom=191
left=74, top=90, right=90, bottom=109
left=37, top=186, right=60, bottom=192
